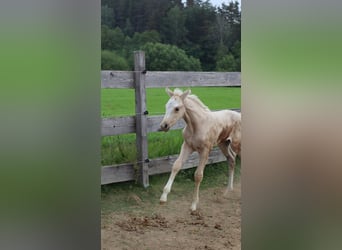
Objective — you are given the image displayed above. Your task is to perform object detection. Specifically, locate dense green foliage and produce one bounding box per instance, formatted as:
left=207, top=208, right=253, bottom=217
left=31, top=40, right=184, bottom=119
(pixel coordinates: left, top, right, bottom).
left=101, top=0, right=241, bottom=71
left=142, top=42, right=202, bottom=71
left=101, top=50, right=130, bottom=70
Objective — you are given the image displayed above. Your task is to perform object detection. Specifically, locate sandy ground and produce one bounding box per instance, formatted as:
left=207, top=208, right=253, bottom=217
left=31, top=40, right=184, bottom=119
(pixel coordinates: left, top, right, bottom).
left=101, top=182, right=241, bottom=250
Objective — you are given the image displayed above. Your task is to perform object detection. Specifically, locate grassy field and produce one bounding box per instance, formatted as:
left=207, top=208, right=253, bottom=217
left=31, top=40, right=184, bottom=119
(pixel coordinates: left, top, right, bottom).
left=101, top=87, right=241, bottom=166
left=101, top=87, right=241, bottom=117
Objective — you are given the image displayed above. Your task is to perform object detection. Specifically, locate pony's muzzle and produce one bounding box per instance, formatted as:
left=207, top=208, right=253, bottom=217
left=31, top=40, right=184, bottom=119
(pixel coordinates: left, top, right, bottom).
left=159, top=122, right=170, bottom=132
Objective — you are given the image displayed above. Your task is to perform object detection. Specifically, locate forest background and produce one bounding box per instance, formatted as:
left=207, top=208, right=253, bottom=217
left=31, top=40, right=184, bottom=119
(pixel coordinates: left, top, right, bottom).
left=101, top=0, right=241, bottom=71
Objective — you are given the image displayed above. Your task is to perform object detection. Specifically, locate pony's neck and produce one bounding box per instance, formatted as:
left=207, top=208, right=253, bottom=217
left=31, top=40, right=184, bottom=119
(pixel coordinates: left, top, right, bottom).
left=183, top=97, right=209, bottom=133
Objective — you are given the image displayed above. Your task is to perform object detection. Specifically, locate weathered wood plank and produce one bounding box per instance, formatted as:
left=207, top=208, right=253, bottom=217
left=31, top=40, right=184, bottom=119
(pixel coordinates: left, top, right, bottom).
left=134, top=51, right=149, bottom=187
left=101, top=116, right=135, bottom=136
left=101, top=163, right=135, bottom=184
left=145, top=71, right=241, bottom=88
left=101, top=71, right=134, bottom=89
left=101, top=71, right=241, bottom=89
left=100, top=147, right=227, bottom=185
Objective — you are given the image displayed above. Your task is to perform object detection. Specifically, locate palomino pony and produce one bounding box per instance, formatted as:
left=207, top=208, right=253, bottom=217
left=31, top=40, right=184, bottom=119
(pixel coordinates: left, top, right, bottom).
left=159, top=88, right=241, bottom=211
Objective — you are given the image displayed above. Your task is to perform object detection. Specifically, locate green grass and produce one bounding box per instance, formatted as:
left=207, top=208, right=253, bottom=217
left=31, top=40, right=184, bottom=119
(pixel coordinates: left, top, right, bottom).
left=101, top=130, right=184, bottom=166
left=101, top=87, right=241, bottom=117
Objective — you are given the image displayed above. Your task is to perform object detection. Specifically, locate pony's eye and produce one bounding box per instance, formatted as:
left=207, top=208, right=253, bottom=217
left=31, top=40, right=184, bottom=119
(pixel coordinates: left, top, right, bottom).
left=175, top=107, right=179, bottom=112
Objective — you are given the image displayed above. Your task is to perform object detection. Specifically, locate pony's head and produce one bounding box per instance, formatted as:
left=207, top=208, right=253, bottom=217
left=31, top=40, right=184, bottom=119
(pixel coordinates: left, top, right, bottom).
left=159, top=88, right=191, bottom=132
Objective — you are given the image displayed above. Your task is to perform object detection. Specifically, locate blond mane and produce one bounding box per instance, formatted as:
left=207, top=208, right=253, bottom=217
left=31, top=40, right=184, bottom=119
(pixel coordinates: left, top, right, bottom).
left=173, top=88, right=210, bottom=111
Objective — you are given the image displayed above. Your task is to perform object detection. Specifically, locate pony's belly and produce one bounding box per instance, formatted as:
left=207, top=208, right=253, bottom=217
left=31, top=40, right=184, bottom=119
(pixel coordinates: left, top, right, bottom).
left=184, top=135, right=215, bottom=152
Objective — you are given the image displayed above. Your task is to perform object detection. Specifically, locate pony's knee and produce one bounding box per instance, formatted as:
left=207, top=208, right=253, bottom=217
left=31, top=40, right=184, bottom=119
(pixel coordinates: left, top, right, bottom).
left=194, top=171, right=203, bottom=183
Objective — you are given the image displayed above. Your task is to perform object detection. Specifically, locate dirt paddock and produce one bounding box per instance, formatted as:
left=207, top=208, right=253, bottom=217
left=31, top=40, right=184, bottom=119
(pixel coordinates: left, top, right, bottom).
left=101, top=182, right=241, bottom=250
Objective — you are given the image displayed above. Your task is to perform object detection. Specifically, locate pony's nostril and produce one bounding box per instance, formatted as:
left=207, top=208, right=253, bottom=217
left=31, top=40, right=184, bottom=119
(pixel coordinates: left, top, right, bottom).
left=164, top=124, right=168, bottom=129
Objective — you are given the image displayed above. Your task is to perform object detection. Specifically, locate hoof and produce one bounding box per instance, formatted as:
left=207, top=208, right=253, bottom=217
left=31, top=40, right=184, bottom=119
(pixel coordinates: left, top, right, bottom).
left=159, top=200, right=166, bottom=205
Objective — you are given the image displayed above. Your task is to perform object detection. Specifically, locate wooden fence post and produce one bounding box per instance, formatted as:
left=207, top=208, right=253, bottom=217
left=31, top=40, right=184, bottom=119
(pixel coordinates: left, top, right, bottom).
left=134, top=51, right=149, bottom=187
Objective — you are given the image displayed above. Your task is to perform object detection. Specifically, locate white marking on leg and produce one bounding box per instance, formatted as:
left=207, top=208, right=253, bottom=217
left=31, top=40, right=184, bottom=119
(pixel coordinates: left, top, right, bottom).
left=228, top=143, right=236, bottom=160
left=228, top=166, right=234, bottom=190
left=191, top=173, right=201, bottom=211
left=226, top=143, right=236, bottom=192
left=191, top=202, right=197, bottom=211
left=160, top=172, right=177, bottom=203
left=160, top=182, right=171, bottom=203
left=160, top=143, right=192, bottom=204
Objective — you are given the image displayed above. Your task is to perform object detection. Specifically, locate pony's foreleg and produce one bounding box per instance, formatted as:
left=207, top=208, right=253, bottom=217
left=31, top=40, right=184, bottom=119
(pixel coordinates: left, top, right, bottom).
left=160, top=142, right=192, bottom=204
left=191, top=149, right=209, bottom=211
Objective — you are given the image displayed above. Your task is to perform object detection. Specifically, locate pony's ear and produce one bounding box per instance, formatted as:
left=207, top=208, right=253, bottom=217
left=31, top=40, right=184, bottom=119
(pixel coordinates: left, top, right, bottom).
left=180, top=89, right=191, bottom=101
left=166, top=88, right=173, bottom=97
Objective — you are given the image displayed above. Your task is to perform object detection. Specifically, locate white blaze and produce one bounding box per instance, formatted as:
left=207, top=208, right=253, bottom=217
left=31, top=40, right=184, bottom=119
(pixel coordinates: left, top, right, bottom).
left=164, top=97, right=179, bottom=120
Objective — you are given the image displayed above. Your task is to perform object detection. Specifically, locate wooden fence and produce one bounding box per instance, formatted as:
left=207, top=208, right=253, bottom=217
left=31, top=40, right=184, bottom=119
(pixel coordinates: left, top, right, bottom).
left=101, top=51, right=241, bottom=187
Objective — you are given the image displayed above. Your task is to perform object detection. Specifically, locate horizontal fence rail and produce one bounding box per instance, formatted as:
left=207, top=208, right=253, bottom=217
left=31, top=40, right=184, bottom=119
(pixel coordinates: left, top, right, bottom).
left=101, top=50, right=241, bottom=186
left=102, top=70, right=241, bottom=89
left=101, top=147, right=227, bottom=185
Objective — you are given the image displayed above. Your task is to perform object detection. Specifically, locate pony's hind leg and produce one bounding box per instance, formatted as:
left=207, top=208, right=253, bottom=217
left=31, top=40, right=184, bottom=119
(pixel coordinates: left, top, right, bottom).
left=160, top=142, right=192, bottom=204
left=218, top=141, right=236, bottom=195
left=227, top=143, right=237, bottom=191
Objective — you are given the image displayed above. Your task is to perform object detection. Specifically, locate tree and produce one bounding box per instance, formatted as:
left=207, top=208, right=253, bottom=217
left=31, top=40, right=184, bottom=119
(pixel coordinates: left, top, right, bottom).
left=215, top=1, right=241, bottom=71
left=231, top=40, right=241, bottom=71
left=137, top=30, right=161, bottom=45
left=101, top=50, right=129, bottom=70
left=215, top=40, right=241, bottom=72
left=217, top=1, right=241, bottom=49
left=101, top=5, right=115, bottom=28
left=186, top=0, right=194, bottom=7
left=184, top=1, right=218, bottom=70
left=144, top=0, right=174, bottom=32
left=141, top=42, right=201, bottom=71
left=123, top=18, right=134, bottom=37
left=100, top=0, right=241, bottom=72
left=131, top=30, right=161, bottom=50
left=216, top=42, right=229, bottom=62
left=101, top=26, right=125, bottom=51
left=161, top=6, right=187, bottom=46
left=216, top=53, right=237, bottom=72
